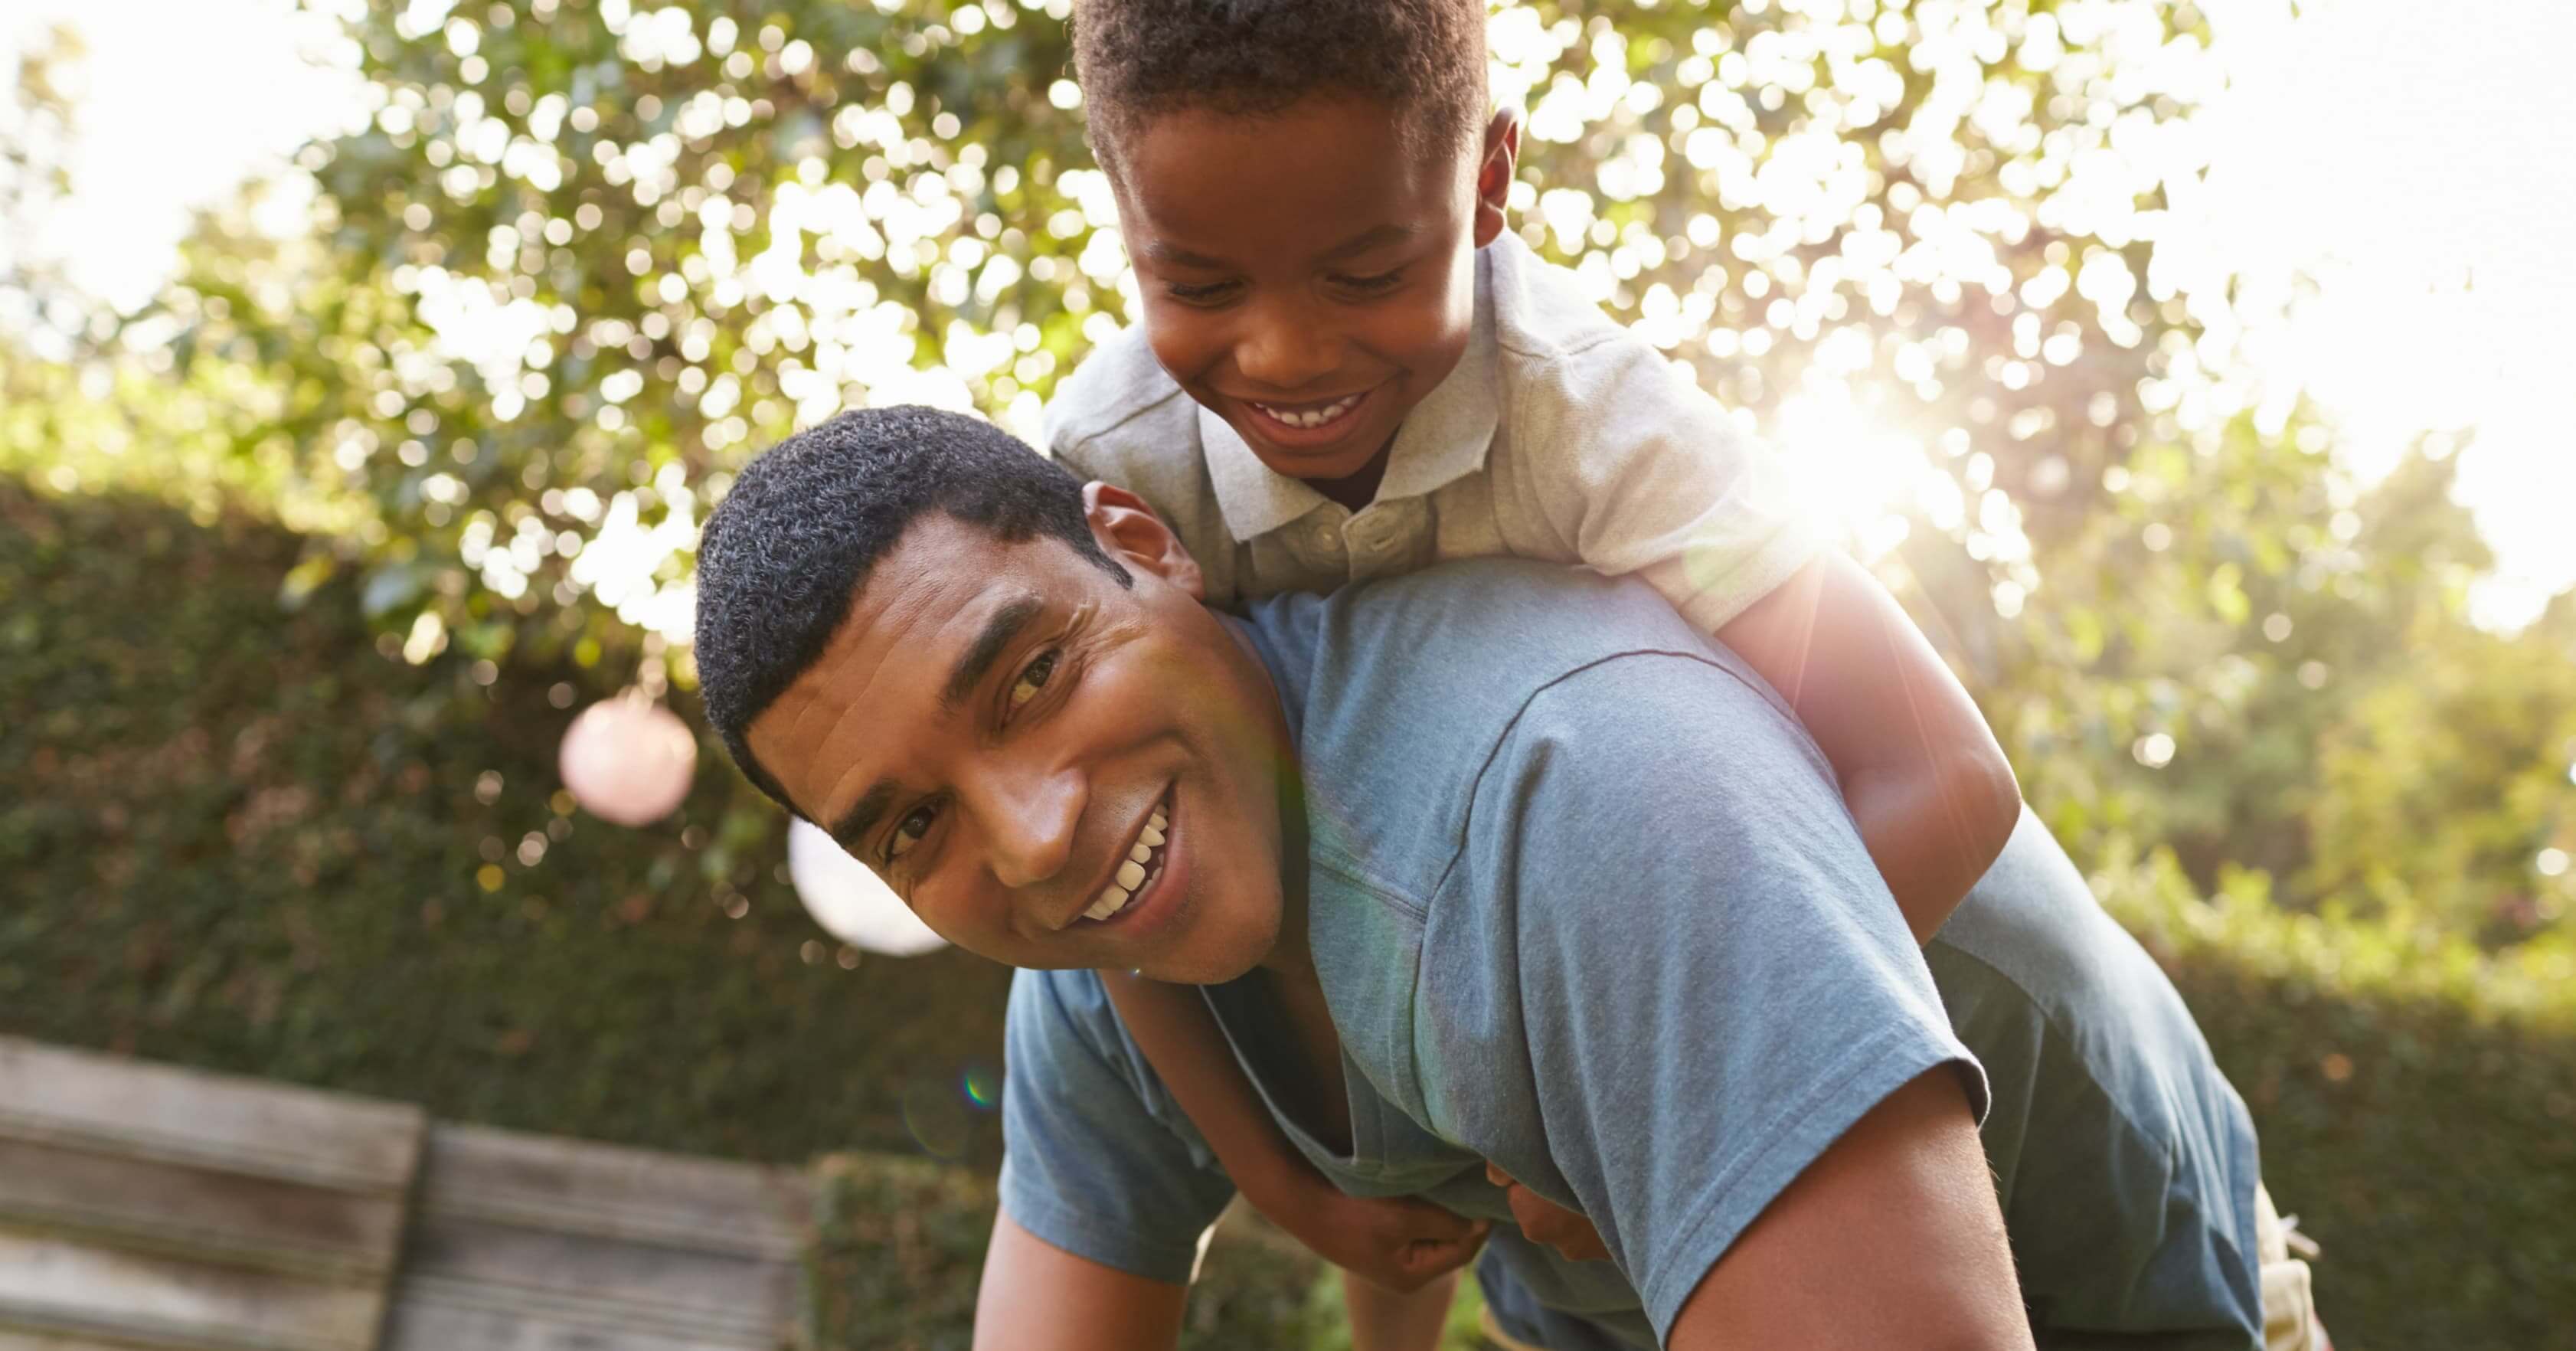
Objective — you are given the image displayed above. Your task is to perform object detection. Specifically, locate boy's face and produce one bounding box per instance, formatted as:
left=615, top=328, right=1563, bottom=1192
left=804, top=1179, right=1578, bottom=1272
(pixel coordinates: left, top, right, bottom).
left=1111, top=97, right=1516, bottom=486
left=744, top=493, right=1301, bottom=986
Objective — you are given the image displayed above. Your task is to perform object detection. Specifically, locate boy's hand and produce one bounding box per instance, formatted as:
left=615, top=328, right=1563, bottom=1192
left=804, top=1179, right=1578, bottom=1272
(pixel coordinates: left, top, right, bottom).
left=1279, top=1183, right=1490, bottom=1292
left=1486, top=1163, right=1611, bottom=1264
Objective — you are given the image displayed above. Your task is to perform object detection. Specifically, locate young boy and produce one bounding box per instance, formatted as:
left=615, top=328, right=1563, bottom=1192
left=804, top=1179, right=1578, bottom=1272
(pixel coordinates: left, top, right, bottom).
left=1040, top=0, right=2023, bottom=1340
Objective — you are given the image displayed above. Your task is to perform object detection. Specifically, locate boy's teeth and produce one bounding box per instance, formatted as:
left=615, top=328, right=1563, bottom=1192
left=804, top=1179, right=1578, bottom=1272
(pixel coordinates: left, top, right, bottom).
left=1258, top=394, right=1359, bottom=429
left=1116, top=859, right=1146, bottom=890
left=1087, top=884, right=1130, bottom=921
left=1129, top=841, right=1152, bottom=863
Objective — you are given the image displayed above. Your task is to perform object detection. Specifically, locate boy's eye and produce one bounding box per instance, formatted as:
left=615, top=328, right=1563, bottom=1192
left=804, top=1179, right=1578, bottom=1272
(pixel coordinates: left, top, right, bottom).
left=1008, top=649, right=1059, bottom=711
left=884, top=802, right=938, bottom=864
left=1332, top=269, right=1404, bottom=296
left=1163, top=279, right=1239, bottom=305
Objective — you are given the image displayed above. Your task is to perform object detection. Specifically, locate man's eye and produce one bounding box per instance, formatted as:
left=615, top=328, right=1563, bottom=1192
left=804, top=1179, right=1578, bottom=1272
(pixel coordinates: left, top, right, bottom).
left=1008, top=649, right=1059, bottom=711
left=885, top=803, right=937, bottom=863
left=1333, top=269, right=1404, bottom=295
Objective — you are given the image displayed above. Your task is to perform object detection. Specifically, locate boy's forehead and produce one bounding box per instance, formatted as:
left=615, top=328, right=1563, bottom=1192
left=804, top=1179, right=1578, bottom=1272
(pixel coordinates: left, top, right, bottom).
left=1114, top=98, right=1469, bottom=253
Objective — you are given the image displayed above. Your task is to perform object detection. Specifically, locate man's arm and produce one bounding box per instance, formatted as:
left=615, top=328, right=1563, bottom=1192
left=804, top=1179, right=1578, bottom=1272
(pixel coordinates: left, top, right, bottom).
left=974, top=1212, right=1188, bottom=1351
left=1666, top=1068, right=2033, bottom=1350
left=1718, top=551, right=2022, bottom=943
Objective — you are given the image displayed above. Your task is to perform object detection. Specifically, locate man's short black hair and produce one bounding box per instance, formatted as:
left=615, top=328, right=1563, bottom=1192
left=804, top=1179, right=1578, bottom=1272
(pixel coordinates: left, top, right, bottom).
left=1071, top=0, right=1488, bottom=169
left=692, top=405, right=1130, bottom=811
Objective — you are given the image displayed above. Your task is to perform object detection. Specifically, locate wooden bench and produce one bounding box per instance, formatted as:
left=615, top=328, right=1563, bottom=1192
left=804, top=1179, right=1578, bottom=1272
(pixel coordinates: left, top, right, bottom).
left=0, top=1035, right=423, bottom=1351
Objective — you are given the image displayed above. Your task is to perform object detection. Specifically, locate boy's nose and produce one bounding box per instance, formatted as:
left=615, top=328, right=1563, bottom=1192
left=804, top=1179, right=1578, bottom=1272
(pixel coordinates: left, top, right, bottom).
left=1233, top=303, right=1342, bottom=392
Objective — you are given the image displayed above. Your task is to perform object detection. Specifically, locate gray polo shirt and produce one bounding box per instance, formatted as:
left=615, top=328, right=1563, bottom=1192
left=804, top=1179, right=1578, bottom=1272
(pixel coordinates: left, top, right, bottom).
left=1044, top=231, right=1824, bottom=633
left=997, top=561, right=2264, bottom=1349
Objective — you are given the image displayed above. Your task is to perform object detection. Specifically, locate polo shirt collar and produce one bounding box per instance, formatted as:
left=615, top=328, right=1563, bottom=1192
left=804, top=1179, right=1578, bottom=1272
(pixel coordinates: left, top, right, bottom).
left=1200, top=262, right=1502, bottom=543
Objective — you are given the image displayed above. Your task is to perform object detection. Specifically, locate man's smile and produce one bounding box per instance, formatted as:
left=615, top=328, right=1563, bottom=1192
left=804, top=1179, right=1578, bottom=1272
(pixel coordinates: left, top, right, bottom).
left=1076, top=786, right=1175, bottom=927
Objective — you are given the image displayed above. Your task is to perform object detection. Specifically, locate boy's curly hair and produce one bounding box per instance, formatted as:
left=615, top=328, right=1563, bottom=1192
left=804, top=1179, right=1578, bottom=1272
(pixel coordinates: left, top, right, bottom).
left=1071, top=0, right=1488, bottom=168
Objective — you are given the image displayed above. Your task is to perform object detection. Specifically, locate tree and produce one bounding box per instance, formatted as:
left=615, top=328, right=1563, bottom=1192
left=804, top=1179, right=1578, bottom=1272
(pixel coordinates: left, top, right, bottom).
left=35, top=0, right=2569, bottom=954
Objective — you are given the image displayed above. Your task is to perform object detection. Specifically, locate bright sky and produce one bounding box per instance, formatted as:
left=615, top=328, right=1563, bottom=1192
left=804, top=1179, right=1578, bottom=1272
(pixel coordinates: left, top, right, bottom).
left=8, top=0, right=2571, bottom=628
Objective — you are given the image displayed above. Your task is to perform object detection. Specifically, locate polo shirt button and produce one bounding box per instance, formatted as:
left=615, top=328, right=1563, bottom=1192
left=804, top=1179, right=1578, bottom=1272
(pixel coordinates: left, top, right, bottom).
left=1314, top=525, right=1339, bottom=548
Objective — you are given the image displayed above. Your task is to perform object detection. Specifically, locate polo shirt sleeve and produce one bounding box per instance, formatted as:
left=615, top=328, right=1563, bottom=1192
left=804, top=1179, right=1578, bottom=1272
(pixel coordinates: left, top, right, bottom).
left=1503, top=333, right=1826, bottom=635
left=995, top=967, right=1239, bottom=1284
left=1459, top=653, right=1986, bottom=1342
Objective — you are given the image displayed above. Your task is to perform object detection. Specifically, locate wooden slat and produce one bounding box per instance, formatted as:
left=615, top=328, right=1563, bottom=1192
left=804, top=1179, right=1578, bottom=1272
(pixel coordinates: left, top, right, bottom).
left=0, top=1232, right=386, bottom=1351
left=0, top=1137, right=407, bottom=1281
left=0, top=1039, right=421, bottom=1351
left=410, top=1123, right=807, bottom=1259
left=0, top=1039, right=423, bottom=1196
left=381, top=1124, right=809, bottom=1351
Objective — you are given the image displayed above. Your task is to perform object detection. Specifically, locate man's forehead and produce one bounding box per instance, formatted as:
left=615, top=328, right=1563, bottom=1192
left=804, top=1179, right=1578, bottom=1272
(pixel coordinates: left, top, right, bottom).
left=748, top=518, right=1086, bottom=819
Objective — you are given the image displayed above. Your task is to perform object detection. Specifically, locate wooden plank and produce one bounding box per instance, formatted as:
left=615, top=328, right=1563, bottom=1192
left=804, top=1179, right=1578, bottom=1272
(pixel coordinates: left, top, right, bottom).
left=0, top=1137, right=407, bottom=1281
left=381, top=1281, right=776, bottom=1351
left=381, top=1124, right=810, bottom=1351
left=0, top=1040, right=419, bottom=1351
left=411, top=1123, right=807, bottom=1259
left=0, top=1231, right=385, bottom=1351
left=0, top=1039, right=423, bottom=1196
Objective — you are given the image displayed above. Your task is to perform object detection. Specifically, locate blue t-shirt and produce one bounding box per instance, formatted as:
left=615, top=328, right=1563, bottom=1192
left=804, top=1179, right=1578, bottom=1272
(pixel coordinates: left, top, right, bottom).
left=997, top=561, right=2263, bottom=1349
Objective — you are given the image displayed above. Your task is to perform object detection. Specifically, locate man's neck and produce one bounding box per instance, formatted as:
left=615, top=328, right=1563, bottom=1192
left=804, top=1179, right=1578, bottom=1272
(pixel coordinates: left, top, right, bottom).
left=1214, top=610, right=1326, bottom=1000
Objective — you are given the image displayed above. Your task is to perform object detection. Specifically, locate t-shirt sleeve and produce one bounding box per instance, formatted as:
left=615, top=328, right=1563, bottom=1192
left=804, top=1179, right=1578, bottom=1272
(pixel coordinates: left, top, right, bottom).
left=996, top=967, right=1240, bottom=1284
left=1459, top=653, right=1986, bottom=1340
left=1506, top=337, right=1826, bottom=633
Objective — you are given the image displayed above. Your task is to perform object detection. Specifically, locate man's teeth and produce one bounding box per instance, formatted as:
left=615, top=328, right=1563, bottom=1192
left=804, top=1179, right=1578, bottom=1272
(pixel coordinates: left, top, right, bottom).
left=1255, top=393, right=1362, bottom=429
left=1086, top=804, right=1170, bottom=921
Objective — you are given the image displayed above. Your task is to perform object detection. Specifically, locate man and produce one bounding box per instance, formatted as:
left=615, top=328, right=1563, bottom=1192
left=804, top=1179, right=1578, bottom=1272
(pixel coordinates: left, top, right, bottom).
left=693, top=407, right=2267, bottom=1349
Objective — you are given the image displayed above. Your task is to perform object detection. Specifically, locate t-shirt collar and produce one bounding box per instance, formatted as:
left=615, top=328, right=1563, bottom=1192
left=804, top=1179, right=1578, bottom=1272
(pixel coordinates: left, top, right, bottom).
left=1199, top=257, right=1502, bottom=543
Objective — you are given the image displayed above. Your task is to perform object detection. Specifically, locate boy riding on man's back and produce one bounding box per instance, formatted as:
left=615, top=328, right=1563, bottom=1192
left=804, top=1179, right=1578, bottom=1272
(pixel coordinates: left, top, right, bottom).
left=1040, top=0, right=2025, bottom=1341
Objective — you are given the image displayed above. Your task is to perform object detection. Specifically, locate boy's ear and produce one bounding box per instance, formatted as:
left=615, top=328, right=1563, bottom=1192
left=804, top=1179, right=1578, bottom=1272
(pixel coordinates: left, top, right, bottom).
left=1084, top=481, right=1205, bottom=600
left=1473, top=108, right=1522, bottom=248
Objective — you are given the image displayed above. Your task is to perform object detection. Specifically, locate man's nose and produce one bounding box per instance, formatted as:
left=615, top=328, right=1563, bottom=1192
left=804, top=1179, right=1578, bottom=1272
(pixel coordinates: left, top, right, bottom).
left=975, top=761, right=1087, bottom=892
left=1234, top=296, right=1342, bottom=392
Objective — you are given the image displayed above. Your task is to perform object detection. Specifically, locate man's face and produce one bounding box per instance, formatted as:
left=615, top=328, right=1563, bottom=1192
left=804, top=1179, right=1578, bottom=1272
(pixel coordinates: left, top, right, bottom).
left=1113, top=96, right=1515, bottom=485
left=747, top=499, right=1297, bottom=984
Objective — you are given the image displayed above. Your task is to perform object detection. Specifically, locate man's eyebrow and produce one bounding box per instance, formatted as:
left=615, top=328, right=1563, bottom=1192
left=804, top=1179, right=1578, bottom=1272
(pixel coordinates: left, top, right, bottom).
left=941, top=593, right=1045, bottom=712
left=831, top=780, right=898, bottom=856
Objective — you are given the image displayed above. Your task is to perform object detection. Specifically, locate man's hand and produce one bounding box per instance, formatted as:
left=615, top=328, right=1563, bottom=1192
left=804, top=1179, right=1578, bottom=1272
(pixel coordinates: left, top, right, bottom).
left=1485, top=1162, right=1612, bottom=1264
left=1284, top=1185, right=1491, bottom=1292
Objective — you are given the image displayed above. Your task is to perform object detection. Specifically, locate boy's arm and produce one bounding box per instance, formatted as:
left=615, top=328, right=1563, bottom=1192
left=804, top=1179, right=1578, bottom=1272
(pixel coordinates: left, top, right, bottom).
left=1100, top=973, right=1313, bottom=1209
left=1100, top=972, right=1487, bottom=1294
left=1716, top=551, right=2021, bottom=941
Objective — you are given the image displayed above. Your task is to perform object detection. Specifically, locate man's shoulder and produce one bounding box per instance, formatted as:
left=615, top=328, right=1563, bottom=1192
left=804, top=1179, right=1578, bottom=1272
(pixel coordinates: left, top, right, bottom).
left=1263, top=561, right=1819, bottom=888
left=1313, top=558, right=1769, bottom=714
left=1044, top=322, right=1198, bottom=479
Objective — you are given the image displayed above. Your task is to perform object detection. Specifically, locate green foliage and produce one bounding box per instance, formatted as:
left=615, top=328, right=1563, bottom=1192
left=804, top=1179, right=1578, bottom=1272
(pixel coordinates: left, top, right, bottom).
left=806, top=1153, right=1489, bottom=1351
left=0, top=478, right=1007, bottom=1163
left=60, top=0, right=2561, bottom=952
left=2095, top=854, right=2576, bottom=1346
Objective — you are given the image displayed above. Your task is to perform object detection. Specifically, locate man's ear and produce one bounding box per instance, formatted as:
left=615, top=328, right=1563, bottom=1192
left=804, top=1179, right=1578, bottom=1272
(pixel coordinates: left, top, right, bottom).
left=1084, top=481, right=1205, bottom=600
left=1472, top=108, right=1522, bottom=249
